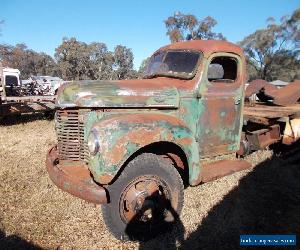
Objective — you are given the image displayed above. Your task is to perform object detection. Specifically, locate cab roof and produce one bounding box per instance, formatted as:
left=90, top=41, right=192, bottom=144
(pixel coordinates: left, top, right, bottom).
left=157, top=40, right=244, bottom=57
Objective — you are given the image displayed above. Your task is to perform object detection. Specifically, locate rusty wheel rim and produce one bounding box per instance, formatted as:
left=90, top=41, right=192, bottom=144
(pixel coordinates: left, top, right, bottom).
left=119, top=175, right=173, bottom=228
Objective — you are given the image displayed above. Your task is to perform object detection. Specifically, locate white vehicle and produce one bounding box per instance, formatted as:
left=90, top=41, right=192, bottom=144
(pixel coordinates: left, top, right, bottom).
left=0, top=68, right=21, bottom=96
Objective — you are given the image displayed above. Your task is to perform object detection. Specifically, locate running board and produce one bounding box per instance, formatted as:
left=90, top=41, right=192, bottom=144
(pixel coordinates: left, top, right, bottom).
left=201, top=159, right=252, bottom=183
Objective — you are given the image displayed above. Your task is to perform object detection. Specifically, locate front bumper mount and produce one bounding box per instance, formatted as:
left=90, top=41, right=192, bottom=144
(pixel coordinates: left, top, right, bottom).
left=46, top=146, right=108, bottom=204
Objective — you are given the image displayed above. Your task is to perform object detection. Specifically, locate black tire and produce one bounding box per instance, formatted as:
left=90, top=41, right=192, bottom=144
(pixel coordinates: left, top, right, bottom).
left=44, top=111, right=55, bottom=120
left=101, top=153, right=184, bottom=241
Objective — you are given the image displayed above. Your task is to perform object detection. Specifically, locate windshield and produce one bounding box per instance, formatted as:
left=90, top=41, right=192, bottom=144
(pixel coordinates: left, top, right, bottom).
left=144, top=50, right=201, bottom=79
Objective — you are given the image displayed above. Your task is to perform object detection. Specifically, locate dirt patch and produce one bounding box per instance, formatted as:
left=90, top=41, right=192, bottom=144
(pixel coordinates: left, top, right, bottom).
left=0, top=118, right=299, bottom=249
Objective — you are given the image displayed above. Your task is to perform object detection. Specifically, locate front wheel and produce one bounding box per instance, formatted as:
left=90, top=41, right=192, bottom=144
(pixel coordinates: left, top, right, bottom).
left=101, top=153, right=184, bottom=241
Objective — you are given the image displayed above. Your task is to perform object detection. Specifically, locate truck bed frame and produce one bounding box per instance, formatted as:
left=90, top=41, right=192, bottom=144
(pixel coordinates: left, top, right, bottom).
left=0, top=95, right=56, bottom=117
left=244, top=102, right=300, bottom=124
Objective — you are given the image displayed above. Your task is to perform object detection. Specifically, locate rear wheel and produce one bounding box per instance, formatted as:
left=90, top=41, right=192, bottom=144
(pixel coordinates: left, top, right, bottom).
left=101, top=153, right=184, bottom=241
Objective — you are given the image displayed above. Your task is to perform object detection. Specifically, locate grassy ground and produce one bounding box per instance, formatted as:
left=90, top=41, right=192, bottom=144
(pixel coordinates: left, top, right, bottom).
left=0, top=115, right=299, bottom=249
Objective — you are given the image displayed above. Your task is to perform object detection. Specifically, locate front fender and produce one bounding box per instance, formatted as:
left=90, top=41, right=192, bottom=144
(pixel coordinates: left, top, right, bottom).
left=87, top=112, right=200, bottom=185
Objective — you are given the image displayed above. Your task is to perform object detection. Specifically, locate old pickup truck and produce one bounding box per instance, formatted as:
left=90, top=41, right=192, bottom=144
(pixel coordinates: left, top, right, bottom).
left=46, top=40, right=300, bottom=240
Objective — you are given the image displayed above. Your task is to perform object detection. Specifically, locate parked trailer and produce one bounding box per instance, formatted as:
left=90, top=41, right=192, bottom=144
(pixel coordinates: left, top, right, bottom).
left=0, top=96, right=56, bottom=117
left=0, top=65, right=56, bottom=118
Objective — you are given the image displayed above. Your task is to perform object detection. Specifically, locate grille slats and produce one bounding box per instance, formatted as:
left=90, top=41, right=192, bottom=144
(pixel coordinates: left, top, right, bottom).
left=56, top=110, right=90, bottom=163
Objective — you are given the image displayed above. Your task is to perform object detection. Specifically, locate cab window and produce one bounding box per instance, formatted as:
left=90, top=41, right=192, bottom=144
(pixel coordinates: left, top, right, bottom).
left=208, top=56, right=237, bottom=83
left=5, top=75, right=19, bottom=86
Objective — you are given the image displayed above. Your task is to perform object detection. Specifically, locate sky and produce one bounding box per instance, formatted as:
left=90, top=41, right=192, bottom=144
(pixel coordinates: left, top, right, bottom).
left=0, top=0, right=299, bottom=69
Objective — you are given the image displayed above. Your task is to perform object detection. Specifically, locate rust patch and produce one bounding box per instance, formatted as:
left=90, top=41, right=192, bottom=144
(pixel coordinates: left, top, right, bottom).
left=200, top=159, right=251, bottom=183
left=165, top=153, right=185, bottom=169
left=46, top=146, right=108, bottom=204
left=104, top=127, right=162, bottom=166
left=246, top=124, right=281, bottom=150
left=98, top=173, right=115, bottom=184
left=245, top=79, right=277, bottom=98
left=198, top=90, right=243, bottom=156
left=98, top=113, right=188, bottom=128
left=272, top=80, right=300, bottom=106
left=244, top=102, right=300, bottom=119
left=246, top=79, right=300, bottom=106
left=156, top=40, right=243, bottom=58
left=175, top=137, right=193, bottom=145
left=115, top=77, right=197, bottom=91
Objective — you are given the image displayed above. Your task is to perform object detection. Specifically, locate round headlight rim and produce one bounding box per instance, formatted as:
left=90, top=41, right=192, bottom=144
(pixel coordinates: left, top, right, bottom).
left=87, top=129, right=100, bottom=155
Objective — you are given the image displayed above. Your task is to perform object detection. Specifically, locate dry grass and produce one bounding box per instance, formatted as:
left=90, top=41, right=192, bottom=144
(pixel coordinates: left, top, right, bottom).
left=0, top=115, right=299, bottom=249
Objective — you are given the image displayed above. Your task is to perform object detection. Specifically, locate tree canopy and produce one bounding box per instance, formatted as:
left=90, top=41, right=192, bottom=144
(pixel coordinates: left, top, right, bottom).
left=0, top=38, right=137, bottom=80
left=0, top=43, right=57, bottom=78
left=54, top=38, right=137, bottom=80
left=138, top=57, right=150, bottom=78
left=239, top=8, right=300, bottom=82
left=0, top=9, right=299, bottom=83
left=164, top=12, right=225, bottom=43
left=112, top=45, right=137, bottom=80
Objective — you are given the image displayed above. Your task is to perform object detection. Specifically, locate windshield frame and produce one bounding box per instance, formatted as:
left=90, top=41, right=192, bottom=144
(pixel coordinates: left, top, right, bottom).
left=144, top=49, right=203, bottom=80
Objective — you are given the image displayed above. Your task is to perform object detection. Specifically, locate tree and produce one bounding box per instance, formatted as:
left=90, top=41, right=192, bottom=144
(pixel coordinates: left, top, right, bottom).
left=34, top=53, right=58, bottom=76
left=88, top=42, right=114, bottom=80
left=112, top=45, right=136, bottom=79
left=138, top=57, right=150, bottom=78
left=1, top=37, right=137, bottom=81
left=266, top=50, right=300, bottom=81
left=0, top=43, right=57, bottom=78
left=239, top=8, right=300, bottom=81
left=55, top=38, right=90, bottom=80
left=55, top=38, right=137, bottom=81
left=164, top=12, right=225, bottom=43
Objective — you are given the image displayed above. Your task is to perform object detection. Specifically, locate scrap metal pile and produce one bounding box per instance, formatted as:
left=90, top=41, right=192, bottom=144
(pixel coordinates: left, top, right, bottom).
left=15, top=79, right=51, bottom=96
left=244, top=79, right=300, bottom=145
left=5, top=76, right=64, bottom=96
left=245, top=79, right=300, bottom=106
left=14, top=76, right=63, bottom=96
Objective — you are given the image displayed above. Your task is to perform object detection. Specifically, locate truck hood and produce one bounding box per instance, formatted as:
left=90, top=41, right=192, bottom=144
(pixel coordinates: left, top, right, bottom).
left=56, top=79, right=180, bottom=108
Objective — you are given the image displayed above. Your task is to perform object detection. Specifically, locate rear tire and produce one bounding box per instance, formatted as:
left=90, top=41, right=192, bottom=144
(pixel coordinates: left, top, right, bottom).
left=101, top=153, right=184, bottom=241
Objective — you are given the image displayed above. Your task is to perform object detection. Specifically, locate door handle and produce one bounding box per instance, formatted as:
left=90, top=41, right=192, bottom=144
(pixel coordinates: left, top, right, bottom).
left=235, top=98, right=241, bottom=105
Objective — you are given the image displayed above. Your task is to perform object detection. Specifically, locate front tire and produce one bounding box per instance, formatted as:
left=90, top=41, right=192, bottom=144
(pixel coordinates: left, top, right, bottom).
left=101, top=153, right=184, bottom=241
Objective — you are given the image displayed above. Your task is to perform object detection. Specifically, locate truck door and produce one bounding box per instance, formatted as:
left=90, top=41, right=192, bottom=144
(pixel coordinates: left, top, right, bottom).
left=197, top=53, right=244, bottom=157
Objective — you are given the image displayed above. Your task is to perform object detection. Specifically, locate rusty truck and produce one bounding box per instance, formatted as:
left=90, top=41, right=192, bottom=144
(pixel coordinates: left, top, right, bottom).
left=0, top=63, right=56, bottom=118
left=46, top=40, right=300, bottom=240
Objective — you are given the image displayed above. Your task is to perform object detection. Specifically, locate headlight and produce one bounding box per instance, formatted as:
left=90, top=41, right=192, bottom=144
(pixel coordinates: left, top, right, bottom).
left=87, top=130, right=100, bottom=155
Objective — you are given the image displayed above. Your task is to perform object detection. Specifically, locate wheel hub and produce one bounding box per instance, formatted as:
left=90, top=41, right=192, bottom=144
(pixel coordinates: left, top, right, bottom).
left=120, top=176, right=171, bottom=224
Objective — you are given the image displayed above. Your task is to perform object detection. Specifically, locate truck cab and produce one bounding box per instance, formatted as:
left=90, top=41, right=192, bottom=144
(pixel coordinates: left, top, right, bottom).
left=47, top=40, right=248, bottom=240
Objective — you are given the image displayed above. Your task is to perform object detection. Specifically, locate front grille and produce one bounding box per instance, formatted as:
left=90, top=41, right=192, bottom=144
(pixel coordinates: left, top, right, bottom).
left=56, top=110, right=89, bottom=162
